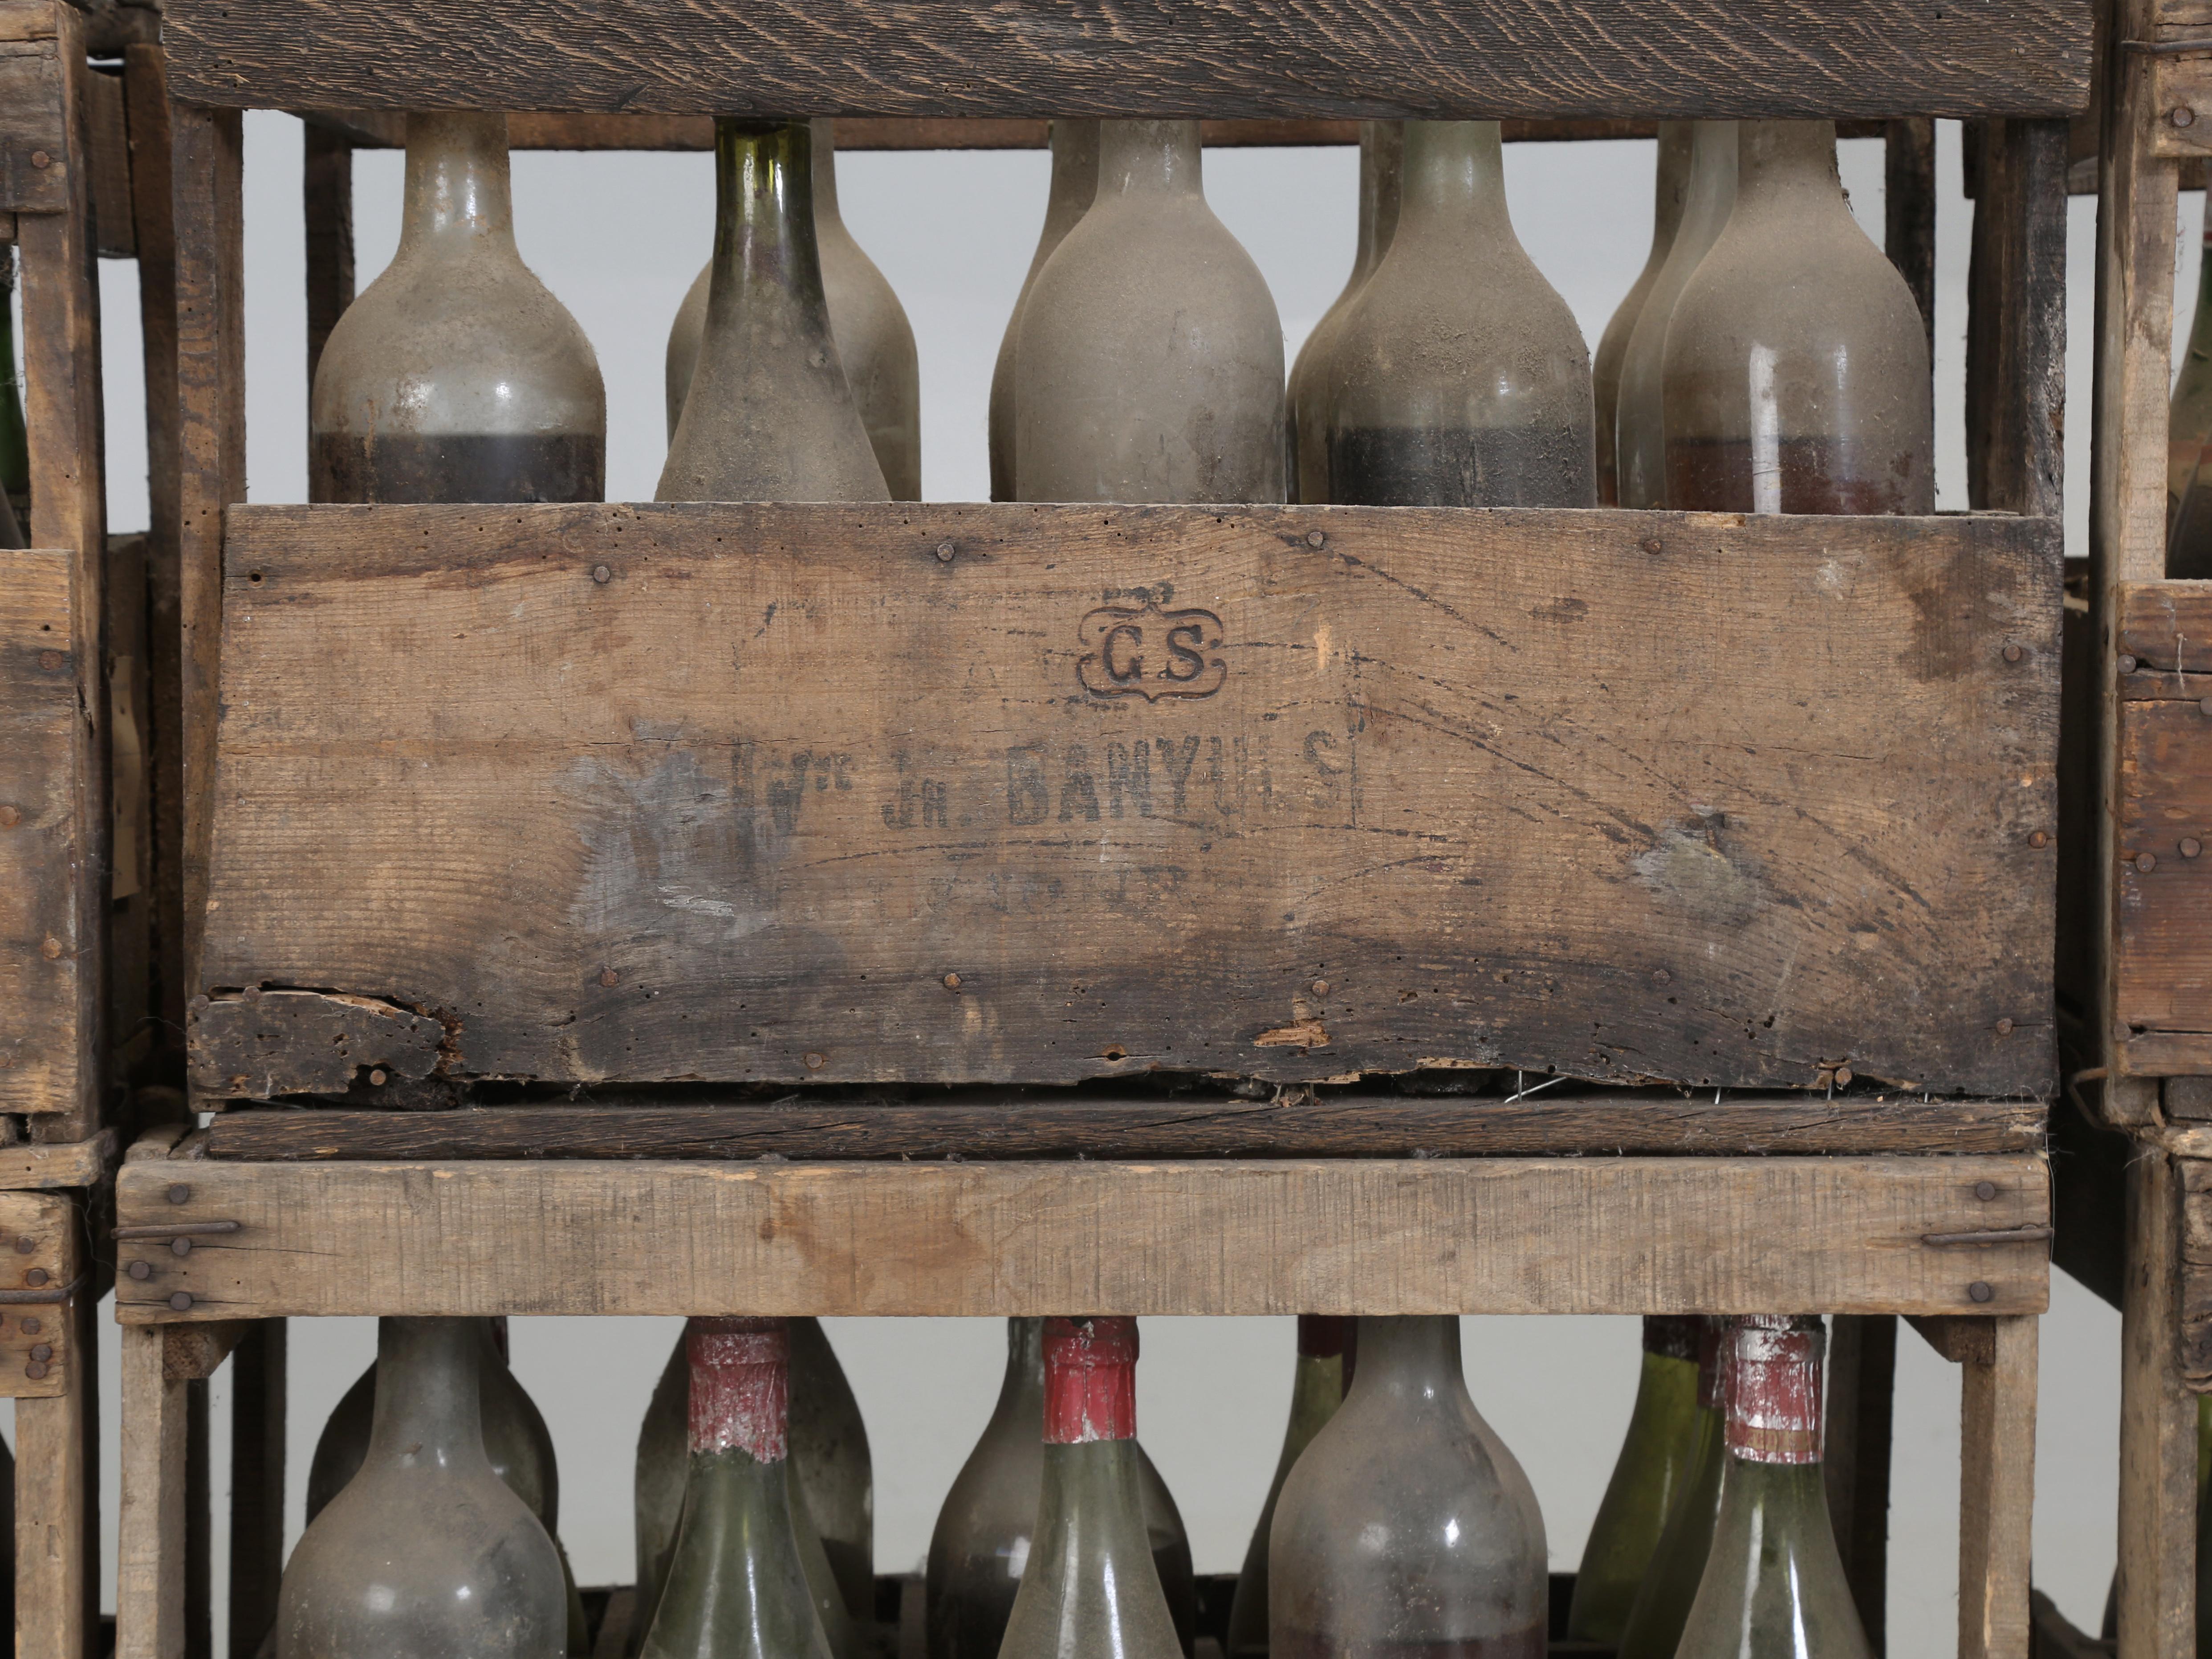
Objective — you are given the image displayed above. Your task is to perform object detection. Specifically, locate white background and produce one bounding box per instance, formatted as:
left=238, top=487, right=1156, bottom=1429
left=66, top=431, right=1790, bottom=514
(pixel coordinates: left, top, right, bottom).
left=58, top=116, right=2162, bottom=1654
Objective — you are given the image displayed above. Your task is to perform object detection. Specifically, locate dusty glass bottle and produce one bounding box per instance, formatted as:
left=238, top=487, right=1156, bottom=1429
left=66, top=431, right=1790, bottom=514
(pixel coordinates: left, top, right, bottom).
left=996, top=1317, right=1183, bottom=1659
left=275, top=1317, right=566, bottom=1659
left=658, top=120, right=888, bottom=502
left=1594, top=125, right=1692, bottom=506
left=1226, top=1317, right=1350, bottom=1659
left=1269, top=1315, right=1548, bottom=1659
left=1662, top=121, right=1933, bottom=514
left=1567, top=1317, right=1704, bottom=1643
left=1321, top=121, right=1594, bottom=508
left=1288, top=122, right=1403, bottom=504
left=1616, top=1318, right=1728, bottom=1659
left=665, top=121, right=919, bottom=499
left=1674, top=1317, right=1874, bottom=1659
left=638, top=1317, right=837, bottom=1659
left=2169, top=206, right=2212, bottom=576
left=1014, top=120, right=1284, bottom=502
left=989, top=122, right=1100, bottom=501
left=1614, top=121, right=1736, bottom=510
left=310, top=113, right=604, bottom=504
left=926, top=1317, right=1197, bottom=1659
left=634, top=1317, right=872, bottom=1656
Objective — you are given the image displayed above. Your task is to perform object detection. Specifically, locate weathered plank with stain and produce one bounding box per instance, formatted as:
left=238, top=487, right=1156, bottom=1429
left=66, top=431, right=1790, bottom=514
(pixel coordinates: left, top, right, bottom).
left=202, top=503, right=2062, bottom=1096
left=161, top=0, right=2092, bottom=120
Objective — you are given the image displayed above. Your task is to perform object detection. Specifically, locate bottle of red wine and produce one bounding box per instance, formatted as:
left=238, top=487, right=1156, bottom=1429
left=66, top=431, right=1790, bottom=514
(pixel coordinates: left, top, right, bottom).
left=989, top=122, right=1100, bottom=501
left=1673, top=1317, right=1874, bottom=1659
left=1662, top=121, right=1932, bottom=514
left=1617, top=1318, right=1727, bottom=1659
left=1567, top=1317, right=1704, bottom=1642
left=1226, top=1317, right=1350, bottom=1659
left=310, top=114, right=604, bottom=504
left=1269, top=1316, right=1548, bottom=1659
left=638, top=1318, right=836, bottom=1659
left=1593, top=125, right=1692, bottom=506
left=995, top=1318, right=1183, bottom=1659
left=927, top=1317, right=1198, bottom=1659
left=275, top=1318, right=566, bottom=1659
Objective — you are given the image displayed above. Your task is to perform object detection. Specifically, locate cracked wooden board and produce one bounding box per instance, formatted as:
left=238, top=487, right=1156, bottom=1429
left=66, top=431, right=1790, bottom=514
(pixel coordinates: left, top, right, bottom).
left=112, top=1152, right=2053, bottom=1321
left=202, top=502, right=2060, bottom=1096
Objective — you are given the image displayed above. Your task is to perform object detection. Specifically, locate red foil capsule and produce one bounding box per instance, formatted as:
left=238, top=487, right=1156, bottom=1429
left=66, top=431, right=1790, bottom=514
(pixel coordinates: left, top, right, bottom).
left=687, top=1315, right=790, bottom=1463
left=1043, top=1316, right=1139, bottom=1444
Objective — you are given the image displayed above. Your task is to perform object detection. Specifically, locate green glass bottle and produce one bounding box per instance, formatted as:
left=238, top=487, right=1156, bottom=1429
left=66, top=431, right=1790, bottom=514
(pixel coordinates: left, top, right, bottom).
left=2171, top=204, right=2212, bottom=576
left=1567, top=1316, right=1704, bottom=1642
left=1593, top=125, right=1692, bottom=507
left=988, top=122, right=1100, bottom=502
left=1674, top=1317, right=1874, bottom=1659
left=1616, top=1317, right=1727, bottom=1659
left=638, top=1317, right=837, bottom=1659
left=1287, top=123, right=1402, bottom=504
left=995, top=1318, right=1183, bottom=1659
left=1226, top=1317, right=1350, bottom=1659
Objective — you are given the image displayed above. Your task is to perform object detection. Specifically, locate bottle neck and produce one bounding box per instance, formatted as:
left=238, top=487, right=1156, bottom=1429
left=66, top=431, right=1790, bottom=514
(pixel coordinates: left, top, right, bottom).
left=1730, top=120, right=1843, bottom=220
left=1345, top=1314, right=1464, bottom=1407
left=1643, top=1315, right=1702, bottom=1364
left=709, top=119, right=828, bottom=324
left=398, top=112, right=517, bottom=257
left=1045, top=120, right=1102, bottom=235
left=1043, top=1316, right=1139, bottom=1443
left=687, top=1316, right=791, bottom=1464
left=1394, top=121, right=1513, bottom=242
left=1002, top=1315, right=1048, bottom=1422
left=364, top=1317, right=487, bottom=1467
left=811, top=118, right=843, bottom=226
left=1651, top=122, right=1694, bottom=246
left=1724, top=1318, right=1825, bottom=1465
left=1096, top=120, right=1204, bottom=200
left=1033, top=1437, right=1155, bottom=1568
left=1351, top=122, right=1404, bottom=286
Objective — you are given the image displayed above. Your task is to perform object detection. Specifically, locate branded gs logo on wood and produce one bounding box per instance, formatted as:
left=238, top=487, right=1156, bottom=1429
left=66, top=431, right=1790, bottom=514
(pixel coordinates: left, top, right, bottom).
left=1077, top=596, right=1227, bottom=701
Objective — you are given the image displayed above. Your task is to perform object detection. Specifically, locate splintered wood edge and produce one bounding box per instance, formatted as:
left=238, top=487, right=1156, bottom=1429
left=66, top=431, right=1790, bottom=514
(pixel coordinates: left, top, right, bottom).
left=0, top=1129, right=113, bottom=1190
left=110, top=1153, right=2053, bottom=1321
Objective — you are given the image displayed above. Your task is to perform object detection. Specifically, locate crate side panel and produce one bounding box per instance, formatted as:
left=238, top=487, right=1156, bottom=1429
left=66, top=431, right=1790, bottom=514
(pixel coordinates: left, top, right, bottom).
left=200, top=503, right=2062, bottom=1096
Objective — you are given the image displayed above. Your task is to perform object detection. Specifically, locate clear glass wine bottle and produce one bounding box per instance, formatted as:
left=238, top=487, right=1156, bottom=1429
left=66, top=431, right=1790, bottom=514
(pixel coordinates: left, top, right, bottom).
left=1320, top=121, right=1594, bottom=508
left=1673, top=1317, right=1874, bottom=1659
left=995, top=1317, right=1183, bottom=1659
left=1616, top=1317, right=1727, bottom=1659
left=1594, top=125, right=1692, bottom=506
left=1614, top=121, right=1736, bottom=510
left=1269, top=1315, right=1548, bottom=1659
left=926, top=1317, right=1197, bottom=1659
left=1288, top=122, right=1402, bottom=505
left=1013, top=120, right=1284, bottom=503
left=637, top=1317, right=837, bottom=1659
left=1226, top=1316, right=1350, bottom=1659
left=1662, top=121, right=1934, bottom=514
left=1567, top=1317, right=1704, bottom=1642
left=989, top=122, right=1100, bottom=502
left=275, top=1317, right=566, bottom=1659
left=657, top=119, right=887, bottom=502
left=309, top=113, right=605, bottom=504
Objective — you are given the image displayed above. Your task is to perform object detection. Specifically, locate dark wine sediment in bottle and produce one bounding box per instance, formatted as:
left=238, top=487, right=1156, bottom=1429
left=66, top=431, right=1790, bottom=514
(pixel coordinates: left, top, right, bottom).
left=309, top=433, right=603, bottom=505
left=1289, top=122, right=1403, bottom=504
left=1566, top=1317, right=1704, bottom=1643
left=1327, top=425, right=1593, bottom=510
left=1663, top=436, right=1927, bottom=516
left=1226, top=1316, right=1351, bottom=1659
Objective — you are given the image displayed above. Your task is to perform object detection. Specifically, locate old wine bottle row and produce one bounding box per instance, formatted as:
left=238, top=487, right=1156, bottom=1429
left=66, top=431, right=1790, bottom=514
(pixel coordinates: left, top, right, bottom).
left=271, top=1314, right=1868, bottom=1659
left=308, top=115, right=1930, bottom=519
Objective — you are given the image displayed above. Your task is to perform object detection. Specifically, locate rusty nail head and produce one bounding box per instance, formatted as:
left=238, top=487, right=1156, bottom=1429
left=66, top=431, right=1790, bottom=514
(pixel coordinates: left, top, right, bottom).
left=171, top=1236, right=191, bottom=1257
left=169, top=1292, right=192, bottom=1312
left=1834, top=1066, right=1854, bottom=1086
left=1306, top=530, right=1326, bottom=549
left=25, top=1269, right=46, bottom=1288
left=935, top=541, right=956, bottom=562
left=368, top=1068, right=387, bottom=1086
left=167, top=1184, right=190, bottom=1205
left=2139, top=852, right=2159, bottom=873
left=242, top=984, right=262, bottom=1001
left=1975, top=1180, right=1998, bottom=1200
left=126, top=1260, right=150, bottom=1280
left=1310, top=978, right=1331, bottom=996
left=598, top=967, right=618, bottom=988
left=24, top=1362, right=45, bottom=1381
left=943, top=973, right=961, bottom=990
left=23, top=1317, right=41, bottom=1335
left=0, top=805, right=17, bottom=828
left=2002, top=643, right=2023, bottom=663
left=805, top=1051, right=827, bottom=1070
left=592, top=564, right=611, bottom=584
left=1968, top=1280, right=1995, bottom=1304
left=36, top=650, right=59, bottom=671
left=2121, top=654, right=2140, bottom=675
left=12, top=1239, right=29, bottom=1256
left=1640, top=537, right=1663, bottom=555
left=2029, top=830, right=2049, bottom=848
left=39, top=937, right=59, bottom=960
left=1995, top=1017, right=2015, bottom=1035
left=28, top=150, right=48, bottom=168
left=2178, top=106, right=2200, bottom=126
left=30, top=1344, right=50, bottom=1362
left=2188, top=838, right=2204, bottom=860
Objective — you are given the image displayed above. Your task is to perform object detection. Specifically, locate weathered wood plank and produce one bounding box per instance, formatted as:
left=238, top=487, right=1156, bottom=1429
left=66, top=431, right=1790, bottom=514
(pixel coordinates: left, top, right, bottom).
left=85, top=64, right=130, bottom=256
left=110, top=1153, right=2053, bottom=1320
left=18, top=1246, right=94, bottom=1659
left=202, top=502, right=2062, bottom=1097
left=1966, top=120, right=2069, bottom=520
left=0, top=8, right=70, bottom=217
left=0, top=1127, right=111, bottom=1190
left=193, top=1096, right=2051, bottom=1162
left=114, top=1324, right=186, bottom=1659
left=160, top=0, right=2092, bottom=120
left=1959, top=1314, right=2038, bottom=1659
left=2118, top=1152, right=2195, bottom=1659
left=226, top=1322, right=285, bottom=1659
left=2029, top=1590, right=2110, bottom=1659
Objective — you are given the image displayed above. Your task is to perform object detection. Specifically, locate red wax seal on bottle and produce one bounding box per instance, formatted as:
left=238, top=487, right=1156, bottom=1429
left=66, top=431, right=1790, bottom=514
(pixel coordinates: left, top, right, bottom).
left=687, top=1316, right=790, bottom=1463
left=1724, top=1315, right=1823, bottom=1465
left=1044, top=1316, right=1139, bottom=1444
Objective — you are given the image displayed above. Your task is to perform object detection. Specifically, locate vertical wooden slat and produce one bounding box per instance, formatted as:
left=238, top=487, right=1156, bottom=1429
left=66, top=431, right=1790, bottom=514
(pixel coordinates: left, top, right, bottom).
left=1969, top=118, right=2070, bottom=520
left=123, top=43, right=185, bottom=1082
left=16, top=1203, right=91, bottom=1659
left=2118, top=1151, right=2195, bottom=1659
left=227, top=1320, right=288, bottom=1659
left=1959, top=1313, right=2038, bottom=1659
left=185, top=1379, right=211, bottom=1659
left=1825, top=1313, right=1897, bottom=1654
left=1884, top=117, right=1936, bottom=358
left=169, top=102, right=245, bottom=1011
left=116, top=1324, right=188, bottom=1659
left=302, top=125, right=353, bottom=392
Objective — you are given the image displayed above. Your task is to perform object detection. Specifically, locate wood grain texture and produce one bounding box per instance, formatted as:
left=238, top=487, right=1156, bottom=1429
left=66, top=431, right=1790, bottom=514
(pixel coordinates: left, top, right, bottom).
left=84, top=63, right=130, bottom=256
left=1910, top=1311, right=2001, bottom=1365
left=1887, top=118, right=1938, bottom=358
left=114, top=1324, right=185, bottom=1659
left=0, top=1128, right=111, bottom=1190
left=0, top=1190, right=81, bottom=1401
left=1967, top=120, right=2069, bottom=520
left=300, top=121, right=350, bottom=389
left=17, top=1243, right=94, bottom=1659
left=2028, top=1591, right=2110, bottom=1659
left=193, top=1096, right=2052, bottom=1162
left=0, top=549, right=89, bottom=1117
left=1959, top=1314, right=2038, bottom=1659
left=2118, top=1152, right=2196, bottom=1659
left=110, top=1153, right=2052, bottom=1320
left=0, top=8, right=70, bottom=216
left=225, top=1321, right=284, bottom=1659
left=201, top=502, right=2062, bottom=1097
left=159, top=0, right=2092, bottom=119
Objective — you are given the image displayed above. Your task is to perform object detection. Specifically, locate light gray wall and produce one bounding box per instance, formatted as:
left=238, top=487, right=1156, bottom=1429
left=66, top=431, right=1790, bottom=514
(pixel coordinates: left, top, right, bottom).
left=74, top=115, right=2135, bottom=1657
